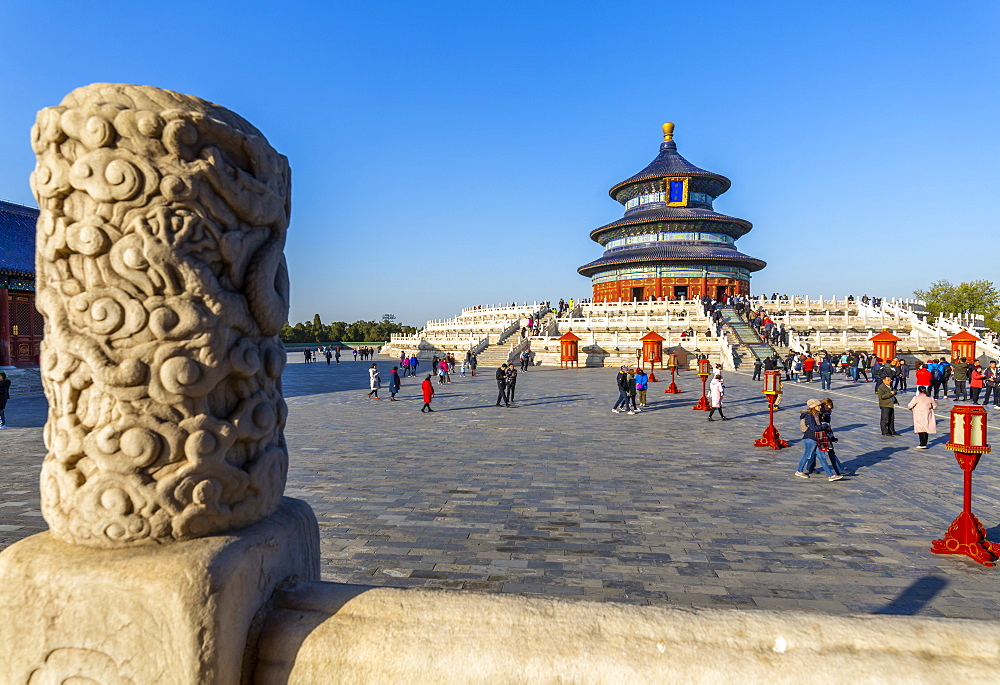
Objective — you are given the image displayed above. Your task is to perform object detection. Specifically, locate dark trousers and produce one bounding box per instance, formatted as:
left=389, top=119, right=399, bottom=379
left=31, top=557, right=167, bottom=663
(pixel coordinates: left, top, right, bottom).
left=918, top=431, right=928, bottom=447
left=983, top=385, right=996, bottom=406
left=752, top=367, right=762, bottom=381
left=507, top=382, right=517, bottom=403
left=954, top=380, right=966, bottom=400
left=613, top=389, right=628, bottom=410
left=971, top=387, right=981, bottom=403
left=496, top=384, right=509, bottom=406
left=929, top=379, right=941, bottom=398
left=880, top=406, right=896, bottom=435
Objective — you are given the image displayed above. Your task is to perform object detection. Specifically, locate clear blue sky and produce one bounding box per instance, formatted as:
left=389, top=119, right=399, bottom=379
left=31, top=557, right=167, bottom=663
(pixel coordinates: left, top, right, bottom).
left=2, top=1, right=998, bottom=326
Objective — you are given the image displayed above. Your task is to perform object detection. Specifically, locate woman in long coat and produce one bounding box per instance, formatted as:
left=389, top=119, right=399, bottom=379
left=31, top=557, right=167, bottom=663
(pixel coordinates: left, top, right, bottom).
left=906, top=386, right=937, bottom=449
left=707, top=374, right=728, bottom=421
left=420, top=375, right=435, bottom=412
left=367, top=363, right=381, bottom=399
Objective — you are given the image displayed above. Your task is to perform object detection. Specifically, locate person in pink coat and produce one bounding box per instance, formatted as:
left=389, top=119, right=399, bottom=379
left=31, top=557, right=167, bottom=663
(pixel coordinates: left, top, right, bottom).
left=906, top=386, right=937, bottom=449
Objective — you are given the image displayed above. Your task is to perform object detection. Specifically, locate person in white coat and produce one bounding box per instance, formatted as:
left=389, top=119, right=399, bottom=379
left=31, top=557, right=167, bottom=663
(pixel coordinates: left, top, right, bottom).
left=367, top=363, right=382, bottom=400
left=707, top=374, right=728, bottom=421
left=906, top=385, right=937, bottom=448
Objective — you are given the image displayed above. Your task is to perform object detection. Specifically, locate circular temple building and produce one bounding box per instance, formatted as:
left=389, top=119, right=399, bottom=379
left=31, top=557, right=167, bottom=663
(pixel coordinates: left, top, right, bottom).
left=578, top=123, right=765, bottom=302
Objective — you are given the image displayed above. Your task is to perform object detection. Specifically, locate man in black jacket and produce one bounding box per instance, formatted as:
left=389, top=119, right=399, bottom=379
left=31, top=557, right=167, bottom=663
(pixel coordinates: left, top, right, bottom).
left=612, top=366, right=629, bottom=413
left=495, top=364, right=509, bottom=407
left=505, top=365, right=518, bottom=404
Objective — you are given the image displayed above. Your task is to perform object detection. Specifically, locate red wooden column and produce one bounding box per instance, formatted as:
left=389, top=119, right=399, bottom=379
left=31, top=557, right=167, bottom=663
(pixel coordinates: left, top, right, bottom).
left=0, top=287, right=10, bottom=366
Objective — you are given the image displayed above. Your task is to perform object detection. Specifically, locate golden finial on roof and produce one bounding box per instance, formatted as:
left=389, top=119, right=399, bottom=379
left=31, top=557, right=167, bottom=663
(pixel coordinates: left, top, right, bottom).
left=662, top=122, right=675, bottom=142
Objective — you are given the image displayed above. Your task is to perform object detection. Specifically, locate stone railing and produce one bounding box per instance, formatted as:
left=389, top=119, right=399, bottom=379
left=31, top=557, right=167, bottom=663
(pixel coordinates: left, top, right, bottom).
left=495, top=318, right=521, bottom=346
left=460, top=301, right=548, bottom=317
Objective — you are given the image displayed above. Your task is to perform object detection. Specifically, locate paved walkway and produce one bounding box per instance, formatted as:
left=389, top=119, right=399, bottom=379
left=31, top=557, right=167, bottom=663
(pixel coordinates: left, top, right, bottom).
left=2, top=357, right=1000, bottom=619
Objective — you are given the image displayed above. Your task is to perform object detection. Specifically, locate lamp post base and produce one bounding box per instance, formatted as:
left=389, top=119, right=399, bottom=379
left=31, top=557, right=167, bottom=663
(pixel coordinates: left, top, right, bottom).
left=932, top=511, right=1000, bottom=567
left=754, top=424, right=788, bottom=449
left=665, top=383, right=681, bottom=393
left=692, top=396, right=710, bottom=411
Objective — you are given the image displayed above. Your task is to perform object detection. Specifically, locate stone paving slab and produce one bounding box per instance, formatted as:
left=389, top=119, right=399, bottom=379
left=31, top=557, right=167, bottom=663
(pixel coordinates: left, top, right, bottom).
left=2, top=355, right=1000, bottom=618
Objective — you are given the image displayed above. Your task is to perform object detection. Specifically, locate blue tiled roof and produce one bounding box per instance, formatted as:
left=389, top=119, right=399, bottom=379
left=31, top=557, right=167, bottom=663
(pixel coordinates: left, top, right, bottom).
left=577, top=242, right=766, bottom=277
left=0, top=200, right=38, bottom=277
left=590, top=206, right=752, bottom=242
left=609, top=141, right=731, bottom=199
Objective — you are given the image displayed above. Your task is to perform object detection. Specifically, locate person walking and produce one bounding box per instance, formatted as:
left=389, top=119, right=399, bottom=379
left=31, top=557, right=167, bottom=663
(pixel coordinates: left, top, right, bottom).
left=519, top=348, right=530, bottom=372
left=635, top=368, right=649, bottom=407
left=877, top=375, right=900, bottom=436
left=409, top=354, right=419, bottom=377
left=388, top=366, right=401, bottom=401
left=707, top=374, right=728, bottom=420
left=795, top=399, right=840, bottom=480
left=495, top=364, right=510, bottom=407
left=505, top=364, right=518, bottom=404
left=625, top=368, right=639, bottom=414
left=907, top=386, right=937, bottom=448
left=469, top=352, right=478, bottom=377
left=420, top=374, right=435, bottom=412
left=334, top=346, right=341, bottom=363
left=367, top=363, right=381, bottom=399
left=0, top=371, right=10, bottom=429
left=752, top=357, right=763, bottom=381
left=324, top=348, right=332, bottom=364
left=612, top=365, right=629, bottom=414
left=819, top=398, right=846, bottom=475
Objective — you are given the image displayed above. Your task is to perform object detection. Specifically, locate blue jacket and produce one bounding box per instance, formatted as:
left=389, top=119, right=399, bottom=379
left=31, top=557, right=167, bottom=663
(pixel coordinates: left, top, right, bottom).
left=635, top=372, right=648, bottom=390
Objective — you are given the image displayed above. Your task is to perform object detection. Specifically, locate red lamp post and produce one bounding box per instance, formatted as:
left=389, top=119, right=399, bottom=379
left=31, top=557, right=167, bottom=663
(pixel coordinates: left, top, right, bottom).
left=641, top=331, right=665, bottom=382
left=754, top=370, right=788, bottom=449
left=931, top=405, right=999, bottom=567
left=664, top=353, right=681, bottom=393
left=692, top=357, right=711, bottom=411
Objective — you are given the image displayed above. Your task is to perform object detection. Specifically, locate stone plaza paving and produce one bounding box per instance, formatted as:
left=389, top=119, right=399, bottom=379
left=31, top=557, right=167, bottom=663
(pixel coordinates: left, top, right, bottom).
left=3, top=355, right=1000, bottom=619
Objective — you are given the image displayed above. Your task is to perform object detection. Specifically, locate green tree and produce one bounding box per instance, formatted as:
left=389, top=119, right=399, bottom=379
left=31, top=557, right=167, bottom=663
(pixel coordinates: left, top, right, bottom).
left=311, top=313, right=324, bottom=342
left=914, top=280, right=1000, bottom=330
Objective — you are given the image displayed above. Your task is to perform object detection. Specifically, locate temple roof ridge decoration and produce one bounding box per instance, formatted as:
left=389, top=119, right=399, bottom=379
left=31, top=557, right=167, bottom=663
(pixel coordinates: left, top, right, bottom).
left=579, top=123, right=765, bottom=302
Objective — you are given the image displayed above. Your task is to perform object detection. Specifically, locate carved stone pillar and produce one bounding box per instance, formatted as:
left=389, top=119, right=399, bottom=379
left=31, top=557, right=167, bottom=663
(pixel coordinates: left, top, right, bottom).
left=0, top=83, right=319, bottom=684
left=29, top=83, right=293, bottom=547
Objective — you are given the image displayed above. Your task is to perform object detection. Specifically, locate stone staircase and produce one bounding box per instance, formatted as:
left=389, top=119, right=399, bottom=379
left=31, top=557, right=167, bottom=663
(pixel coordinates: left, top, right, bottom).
left=2, top=367, right=44, bottom=396
left=719, top=307, right=775, bottom=364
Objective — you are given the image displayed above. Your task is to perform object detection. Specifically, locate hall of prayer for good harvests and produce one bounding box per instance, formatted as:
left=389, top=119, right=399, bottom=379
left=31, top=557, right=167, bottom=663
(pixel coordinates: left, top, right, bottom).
left=578, top=123, right=765, bottom=302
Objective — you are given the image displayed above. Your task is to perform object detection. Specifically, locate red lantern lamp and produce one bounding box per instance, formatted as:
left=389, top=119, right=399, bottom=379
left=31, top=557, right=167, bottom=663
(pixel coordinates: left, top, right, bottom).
left=754, top=370, right=788, bottom=449
left=692, top=357, right=711, bottom=410
left=665, top=352, right=681, bottom=393
left=931, top=405, right=999, bottom=566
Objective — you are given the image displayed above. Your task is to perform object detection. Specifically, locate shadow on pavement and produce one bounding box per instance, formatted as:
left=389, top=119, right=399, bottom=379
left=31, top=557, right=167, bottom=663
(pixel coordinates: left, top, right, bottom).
left=873, top=575, right=947, bottom=615
left=841, top=445, right=909, bottom=473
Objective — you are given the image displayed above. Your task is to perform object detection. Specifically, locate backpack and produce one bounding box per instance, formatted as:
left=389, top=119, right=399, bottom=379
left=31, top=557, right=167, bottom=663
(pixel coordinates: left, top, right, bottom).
left=799, top=415, right=808, bottom=432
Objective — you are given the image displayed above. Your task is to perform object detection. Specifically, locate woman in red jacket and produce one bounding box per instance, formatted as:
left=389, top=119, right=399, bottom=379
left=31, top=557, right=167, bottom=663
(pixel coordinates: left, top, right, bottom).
left=914, top=362, right=932, bottom=390
left=421, top=375, right=435, bottom=412
left=970, top=363, right=986, bottom=404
